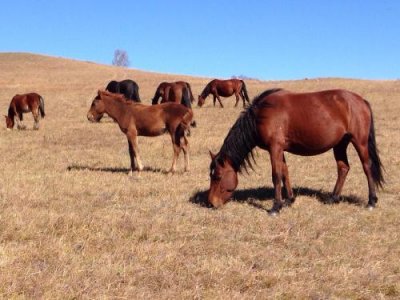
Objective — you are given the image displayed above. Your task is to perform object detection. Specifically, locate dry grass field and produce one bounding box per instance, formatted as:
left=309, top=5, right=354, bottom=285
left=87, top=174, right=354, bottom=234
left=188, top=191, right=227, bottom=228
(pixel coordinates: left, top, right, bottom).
left=1, top=53, right=399, bottom=299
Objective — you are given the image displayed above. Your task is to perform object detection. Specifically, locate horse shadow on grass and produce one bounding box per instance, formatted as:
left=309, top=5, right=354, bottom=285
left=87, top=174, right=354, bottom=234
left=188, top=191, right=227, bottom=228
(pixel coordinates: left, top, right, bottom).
left=190, top=186, right=363, bottom=211
left=67, top=164, right=166, bottom=174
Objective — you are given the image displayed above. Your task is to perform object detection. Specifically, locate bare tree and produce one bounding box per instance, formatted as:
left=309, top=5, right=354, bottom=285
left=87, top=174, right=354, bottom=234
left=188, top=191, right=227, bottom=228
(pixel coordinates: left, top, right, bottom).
left=112, top=49, right=130, bottom=67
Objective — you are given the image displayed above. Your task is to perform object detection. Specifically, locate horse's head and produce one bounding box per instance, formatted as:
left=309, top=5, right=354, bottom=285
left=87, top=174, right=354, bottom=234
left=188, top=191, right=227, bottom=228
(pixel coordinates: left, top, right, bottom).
left=4, top=115, right=13, bottom=129
left=207, top=151, right=238, bottom=208
left=87, top=91, right=105, bottom=122
left=198, top=95, right=205, bottom=107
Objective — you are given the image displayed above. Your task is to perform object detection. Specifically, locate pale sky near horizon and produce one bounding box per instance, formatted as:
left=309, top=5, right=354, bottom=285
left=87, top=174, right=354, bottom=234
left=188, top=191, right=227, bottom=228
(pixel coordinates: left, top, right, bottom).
left=1, top=1, right=399, bottom=80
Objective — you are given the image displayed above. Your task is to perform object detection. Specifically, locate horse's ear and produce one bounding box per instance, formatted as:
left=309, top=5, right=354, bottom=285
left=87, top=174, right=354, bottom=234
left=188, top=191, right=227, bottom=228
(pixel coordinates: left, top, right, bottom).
left=209, top=150, right=216, bottom=160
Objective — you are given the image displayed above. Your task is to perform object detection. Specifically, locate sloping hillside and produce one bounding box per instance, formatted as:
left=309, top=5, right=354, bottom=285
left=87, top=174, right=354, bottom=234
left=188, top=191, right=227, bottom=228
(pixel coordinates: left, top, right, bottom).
left=0, top=53, right=399, bottom=298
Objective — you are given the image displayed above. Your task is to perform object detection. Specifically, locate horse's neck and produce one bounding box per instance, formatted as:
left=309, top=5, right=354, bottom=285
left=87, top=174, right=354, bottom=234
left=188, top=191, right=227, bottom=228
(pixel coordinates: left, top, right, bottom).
left=219, top=111, right=258, bottom=171
left=8, top=105, right=15, bottom=119
left=201, top=84, right=211, bottom=98
left=103, top=97, right=129, bottom=122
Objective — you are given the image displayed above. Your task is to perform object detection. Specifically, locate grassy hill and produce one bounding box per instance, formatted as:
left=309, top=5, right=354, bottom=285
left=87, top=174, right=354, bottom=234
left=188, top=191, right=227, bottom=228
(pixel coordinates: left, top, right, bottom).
left=1, top=53, right=399, bottom=298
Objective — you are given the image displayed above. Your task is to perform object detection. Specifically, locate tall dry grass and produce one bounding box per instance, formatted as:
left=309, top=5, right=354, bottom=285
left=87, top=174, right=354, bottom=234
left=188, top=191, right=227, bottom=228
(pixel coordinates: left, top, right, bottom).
left=0, top=53, right=399, bottom=299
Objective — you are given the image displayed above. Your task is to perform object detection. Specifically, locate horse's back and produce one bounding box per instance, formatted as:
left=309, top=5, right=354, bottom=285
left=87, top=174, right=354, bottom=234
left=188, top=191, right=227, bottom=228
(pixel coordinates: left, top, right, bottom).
left=256, top=89, right=370, bottom=154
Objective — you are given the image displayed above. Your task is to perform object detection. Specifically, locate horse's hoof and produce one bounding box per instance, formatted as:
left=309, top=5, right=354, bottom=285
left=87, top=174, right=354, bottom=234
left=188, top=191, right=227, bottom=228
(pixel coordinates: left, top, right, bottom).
left=284, top=197, right=296, bottom=207
left=367, top=205, right=375, bottom=211
left=268, top=210, right=279, bottom=217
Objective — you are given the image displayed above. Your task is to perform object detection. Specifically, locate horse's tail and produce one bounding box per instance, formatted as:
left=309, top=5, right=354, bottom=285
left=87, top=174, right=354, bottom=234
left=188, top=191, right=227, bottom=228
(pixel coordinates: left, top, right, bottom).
left=240, top=80, right=250, bottom=103
left=151, top=87, right=161, bottom=105
left=366, top=101, right=384, bottom=189
left=181, top=86, right=192, bottom=109
left=186, top=82, right=195, bottom=103
left=133, top=85, right=141, bottom=102
left=39, top=96, right=45, bottom=118
left=178, top=109, right=194, bottom=136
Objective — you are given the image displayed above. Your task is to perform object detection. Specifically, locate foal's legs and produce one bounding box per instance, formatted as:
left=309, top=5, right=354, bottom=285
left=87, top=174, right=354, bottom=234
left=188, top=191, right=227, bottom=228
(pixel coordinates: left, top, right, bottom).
left=269, top=146, right=285, bottom=214
left=127, top=134, right=143, bottom=176
left=169, top=141, right=181, bottom=173
left=331, top=139, right=350, bottom=202
left=180, top=135, right=190, bottom=172
left=351, top=139, right=378, bottom=208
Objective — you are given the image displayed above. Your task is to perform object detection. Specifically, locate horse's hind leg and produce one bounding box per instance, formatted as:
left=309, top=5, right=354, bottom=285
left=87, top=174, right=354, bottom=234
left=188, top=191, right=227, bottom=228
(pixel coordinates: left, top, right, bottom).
left=331, top=139, right=351, bottom=203
left=169, top=142, right=180, bottom=174
left=269, top=146, right=285, bottom=215
left=351, top=139, right=378, bottom=209
left=32, top=110, right=40, bottom=130
left=180, top=135, right=190, bottom=172
left=282, top=154, right=295, bottom=206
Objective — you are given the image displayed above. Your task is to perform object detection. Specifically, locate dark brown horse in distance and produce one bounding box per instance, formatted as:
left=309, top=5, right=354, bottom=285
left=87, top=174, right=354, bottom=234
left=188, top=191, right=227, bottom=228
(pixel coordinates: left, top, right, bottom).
left=207, top=89, right=384, bottom=215
left=151, top=81, right=194, bottom=104
left=87, top=91, right=194, bottom=174
left=198, top=79, right=250, bottom=108
left=106, top=79, right=141, bottom=102
left=5, top=92, right=45, bottom=130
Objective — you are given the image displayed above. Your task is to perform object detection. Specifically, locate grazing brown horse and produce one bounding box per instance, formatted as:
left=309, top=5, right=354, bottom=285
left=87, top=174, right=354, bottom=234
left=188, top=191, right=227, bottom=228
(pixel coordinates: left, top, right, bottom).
left=198, top=79, right=250, bottom=108
left=207, top=89, right=384, bottom=215
left=151, top=81, right=195, bottom=104
left=87, top=91, right=194, bottom=174
left=5, top=93, right=45, bottom=130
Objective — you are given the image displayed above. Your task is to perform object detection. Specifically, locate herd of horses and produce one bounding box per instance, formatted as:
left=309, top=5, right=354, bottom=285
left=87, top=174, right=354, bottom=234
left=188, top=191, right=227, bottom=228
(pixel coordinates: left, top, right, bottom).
left=4, top=78, right=384, bottom=214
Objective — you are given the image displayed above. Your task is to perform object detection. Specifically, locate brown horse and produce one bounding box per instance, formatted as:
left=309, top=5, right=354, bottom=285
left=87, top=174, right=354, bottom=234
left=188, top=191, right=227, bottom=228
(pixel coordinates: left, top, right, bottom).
left=207, top=89, right=384, bottom=215
left=151, top=81, right=195, bottom=104
left=4, top=93, right=45, bottom=130
left=87, top=91, right=193, bottom=174
left=198, top=79, right=250, bottom=108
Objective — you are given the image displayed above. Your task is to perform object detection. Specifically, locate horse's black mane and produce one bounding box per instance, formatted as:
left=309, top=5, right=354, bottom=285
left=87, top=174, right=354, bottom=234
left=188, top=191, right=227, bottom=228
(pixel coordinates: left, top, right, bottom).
left=200, top=82, right=211, bottom=99
left=215, top=88, right=283, bottom=172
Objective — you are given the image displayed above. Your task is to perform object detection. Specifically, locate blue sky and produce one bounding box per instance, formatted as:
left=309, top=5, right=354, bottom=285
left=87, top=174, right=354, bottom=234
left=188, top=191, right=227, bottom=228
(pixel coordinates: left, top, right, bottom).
left=1, top=1, right=399, bottom=80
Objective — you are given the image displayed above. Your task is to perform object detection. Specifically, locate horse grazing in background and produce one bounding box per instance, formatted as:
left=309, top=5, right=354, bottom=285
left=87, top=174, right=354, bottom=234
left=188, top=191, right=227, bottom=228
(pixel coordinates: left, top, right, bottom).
left=152, top=83, right=197, bottom=131
left=87, top=91, right=194, bottom=174
left=105, top=79, right=141, bottom=102
left=207, top=89, right=384, bottom=215
left=151, top=81, right=195, bottom=105
left=198, top=79, right=250, bottom=108
left=4, top=92, right=45, bottom=130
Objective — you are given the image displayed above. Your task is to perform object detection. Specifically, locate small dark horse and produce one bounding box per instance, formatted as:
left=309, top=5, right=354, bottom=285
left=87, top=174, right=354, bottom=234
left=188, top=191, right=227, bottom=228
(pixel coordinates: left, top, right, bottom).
left=106, top=79, right=141, bottom=102
left=207, top=89, right=384, bottom=214
left=87, top=91, right=194, bottom=174
left=198, top=79, right=250, bottom=108
left=5, top=92, right=45, bottom=130
left=151, top=81, right=195, bottom=104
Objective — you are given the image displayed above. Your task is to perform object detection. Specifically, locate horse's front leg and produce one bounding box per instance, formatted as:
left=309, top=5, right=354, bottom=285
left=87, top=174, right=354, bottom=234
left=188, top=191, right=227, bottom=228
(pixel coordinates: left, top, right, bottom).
left=212, top=95, right=216, bottom=107
left=216, top=94, right=224, bottom=108
left=269, top=146, right=284, bottom=215
left=282, top=154, right=295, bottom=206
left=127, top=134, right=143, bottom=176
left=15, top=113, right=25, bottom=130
left=234, top=92, right=240, bottom=107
